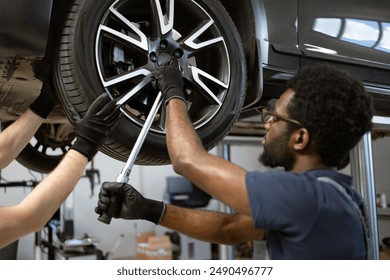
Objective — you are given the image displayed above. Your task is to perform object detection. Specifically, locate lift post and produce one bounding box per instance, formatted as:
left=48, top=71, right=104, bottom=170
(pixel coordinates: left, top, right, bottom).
left=350, top=116, right=390, bottom=260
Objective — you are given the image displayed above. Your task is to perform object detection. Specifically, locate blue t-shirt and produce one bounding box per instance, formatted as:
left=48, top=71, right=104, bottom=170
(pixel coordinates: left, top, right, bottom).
left=246, top=169, right=366, bottom=260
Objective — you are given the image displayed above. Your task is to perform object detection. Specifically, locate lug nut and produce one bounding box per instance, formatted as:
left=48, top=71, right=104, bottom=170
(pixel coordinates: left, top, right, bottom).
left=174, top=49, right=183, bottom=58
left=150, top=52, right=157, bottom=62
left=160, top=41, right=168, bottom=50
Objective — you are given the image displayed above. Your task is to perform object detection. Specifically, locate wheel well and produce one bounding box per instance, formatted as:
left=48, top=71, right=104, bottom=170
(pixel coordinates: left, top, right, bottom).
left=218, top=0, right=262, bottom=108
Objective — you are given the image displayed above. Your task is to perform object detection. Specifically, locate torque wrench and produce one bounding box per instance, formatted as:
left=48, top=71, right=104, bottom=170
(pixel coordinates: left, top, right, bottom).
left=98, top=91, right=164, bottom=224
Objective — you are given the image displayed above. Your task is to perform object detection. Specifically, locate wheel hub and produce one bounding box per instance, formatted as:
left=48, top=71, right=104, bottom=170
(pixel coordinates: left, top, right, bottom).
left=157, top=52, right=172, bottom=66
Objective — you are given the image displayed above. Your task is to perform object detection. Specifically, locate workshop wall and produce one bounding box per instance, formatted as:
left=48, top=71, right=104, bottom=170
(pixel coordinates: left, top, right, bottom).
left=373, top=137, right=390, bottom=202
left=372, top=137, right=390, bottom=250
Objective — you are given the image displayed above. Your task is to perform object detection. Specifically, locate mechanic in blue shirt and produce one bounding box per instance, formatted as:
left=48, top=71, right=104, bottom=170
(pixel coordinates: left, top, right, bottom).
left=95, top=62, right=374, bottom=259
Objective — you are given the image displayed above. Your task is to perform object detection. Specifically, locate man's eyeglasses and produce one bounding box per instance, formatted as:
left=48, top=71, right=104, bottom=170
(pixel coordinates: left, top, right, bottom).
left=262, top=108, right=303, bottom=127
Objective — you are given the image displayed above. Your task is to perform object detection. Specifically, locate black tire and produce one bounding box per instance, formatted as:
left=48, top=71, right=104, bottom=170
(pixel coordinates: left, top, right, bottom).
left=54, top=0, right=246, bottom=165
left=1, top=122, right=74, bottom=173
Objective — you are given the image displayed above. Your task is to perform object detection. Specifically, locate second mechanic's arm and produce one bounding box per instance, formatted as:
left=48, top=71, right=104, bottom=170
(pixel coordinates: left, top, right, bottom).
left=0, top=93, right=121, bottom=249
left=0, top=150, right=88, bottom=247
left=0, top=110, right=44, bottom=169
left=0, top=78, right=57, bottom=169
left=166, top=99, right=251, bottom=216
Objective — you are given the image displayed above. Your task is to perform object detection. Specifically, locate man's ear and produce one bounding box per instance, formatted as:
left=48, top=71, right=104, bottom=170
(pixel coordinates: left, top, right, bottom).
left=292, top=128, right=310, bottom=151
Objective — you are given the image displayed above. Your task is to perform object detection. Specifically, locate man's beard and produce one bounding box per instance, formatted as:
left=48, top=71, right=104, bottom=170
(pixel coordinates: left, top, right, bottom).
left=259, top=132, right=294, bottom=171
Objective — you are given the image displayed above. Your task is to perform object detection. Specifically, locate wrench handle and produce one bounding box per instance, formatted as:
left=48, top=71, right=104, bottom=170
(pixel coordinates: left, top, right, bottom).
left=97, top=212, right=112, bottom=224
left=115, top=91, right=164, bottom=183
left=97, top=91, right=164, bottom=225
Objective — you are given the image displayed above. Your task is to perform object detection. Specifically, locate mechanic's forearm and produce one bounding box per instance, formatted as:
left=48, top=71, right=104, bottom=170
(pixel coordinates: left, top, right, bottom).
left=165, top=99, right=251, bottom=215
left=166, top=99, right=206, bottom=174
left=0, top=150, right=88, bottom=248
left=0, top=109, right=44, bottom=169
left=159, top=204, right=263, bottom=245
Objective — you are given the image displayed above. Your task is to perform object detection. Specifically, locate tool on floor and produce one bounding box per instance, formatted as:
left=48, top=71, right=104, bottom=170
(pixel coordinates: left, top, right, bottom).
left=98, top=91, right=164, bottom=224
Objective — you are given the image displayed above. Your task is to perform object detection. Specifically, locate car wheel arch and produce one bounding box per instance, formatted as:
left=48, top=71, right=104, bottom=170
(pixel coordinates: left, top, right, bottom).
left=219, top=0, right=264, bottom=110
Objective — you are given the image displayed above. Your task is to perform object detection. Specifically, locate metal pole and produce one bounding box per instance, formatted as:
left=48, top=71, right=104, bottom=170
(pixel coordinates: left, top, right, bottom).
left=217, top=136, right=263, bottom=260
left=217, top=143, right=235, bottom=260
left=349, top=131, right=380, bottom=259
left=34, top=231, right=42, bottom=260
left=116, top=91, right=163, bottom=183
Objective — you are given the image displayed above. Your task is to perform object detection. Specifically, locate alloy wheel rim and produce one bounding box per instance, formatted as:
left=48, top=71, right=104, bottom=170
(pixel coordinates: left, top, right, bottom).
left=95, top=0, right=231, bottom=134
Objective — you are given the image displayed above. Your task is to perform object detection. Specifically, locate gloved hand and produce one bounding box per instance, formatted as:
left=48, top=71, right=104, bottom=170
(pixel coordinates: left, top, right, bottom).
left=29, top=81, right=57, bottom=119
left=95, top=182, right=165, bottom=225
left=70, top=93, right=121, bottom=160
left=151, top=58, right=186, bottom=106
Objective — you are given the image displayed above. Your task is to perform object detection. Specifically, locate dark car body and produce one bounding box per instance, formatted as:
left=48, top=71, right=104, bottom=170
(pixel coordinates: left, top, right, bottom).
left=1, top=0, right=389, bottom=172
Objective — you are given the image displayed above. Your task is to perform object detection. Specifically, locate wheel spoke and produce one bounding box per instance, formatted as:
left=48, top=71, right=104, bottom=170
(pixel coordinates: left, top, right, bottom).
left=98, top=24, right=148, bottom=51
left=102, top=68, right=151, bottom=88
left=33, top=142, right=41, bottom=150
left=107, top=2, right=149, bottom=51
left=151, top=0, right=175, bottom=35
left=34, top=141, right=47, bottom=154
left=184, top=19, right=224, bottom=50
left=190, top=66, right=228, bottom=106
left=116, top=77, right=151, bottom=106
left=158, top=105, right=167, bottom=132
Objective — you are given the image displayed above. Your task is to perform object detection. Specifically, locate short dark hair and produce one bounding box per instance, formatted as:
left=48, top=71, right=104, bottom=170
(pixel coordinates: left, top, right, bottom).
left=286, top=64, right=374, bottom=167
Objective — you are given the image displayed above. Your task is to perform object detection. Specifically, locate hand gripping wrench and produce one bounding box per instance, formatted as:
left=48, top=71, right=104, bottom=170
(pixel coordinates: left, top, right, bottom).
left=97, top=91, right=164, bottom=224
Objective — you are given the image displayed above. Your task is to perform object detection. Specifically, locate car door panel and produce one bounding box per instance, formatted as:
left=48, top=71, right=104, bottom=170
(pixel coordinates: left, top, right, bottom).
left=298, top=0, right=390, bottom=70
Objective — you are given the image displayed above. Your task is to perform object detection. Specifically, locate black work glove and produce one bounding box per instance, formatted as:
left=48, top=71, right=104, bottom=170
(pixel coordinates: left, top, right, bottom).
left=151, top=58, right=186, bottom=106
left=95, top=182, right=166, bottom=225
left=29, top=81, right=57, bottom=119
left=70, top=93, right=121, bottom=161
